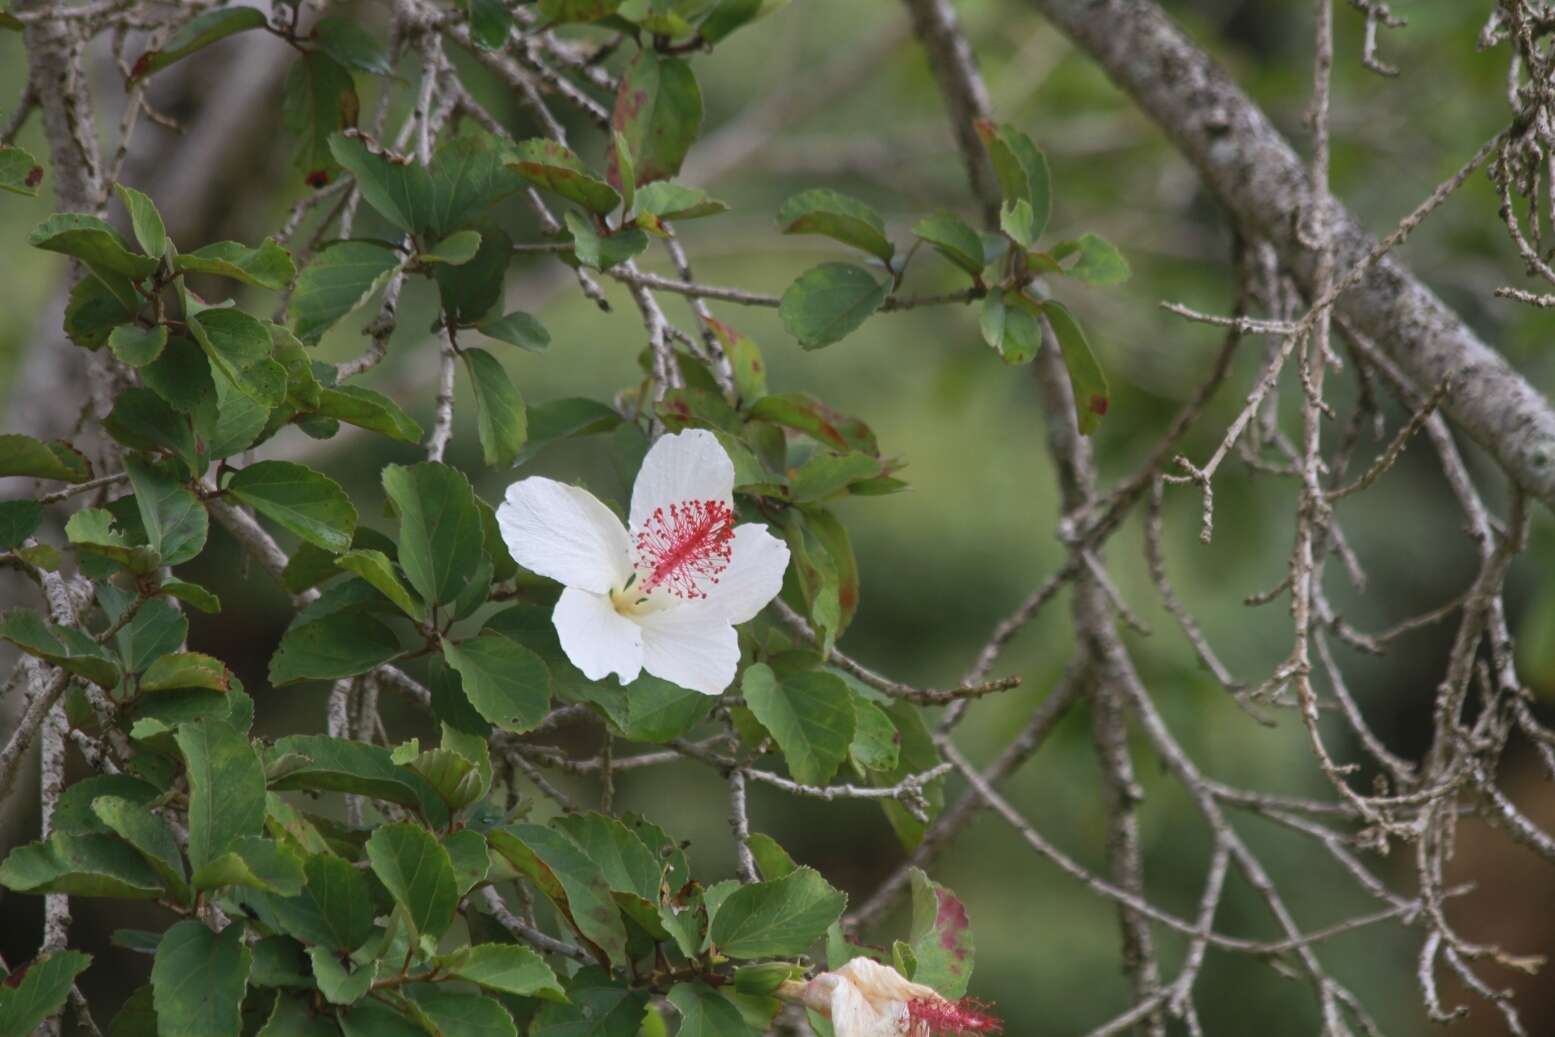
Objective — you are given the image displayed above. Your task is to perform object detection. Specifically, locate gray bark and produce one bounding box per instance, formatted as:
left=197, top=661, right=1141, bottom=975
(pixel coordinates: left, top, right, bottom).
left=1029, top=0, right=1555, bottom=509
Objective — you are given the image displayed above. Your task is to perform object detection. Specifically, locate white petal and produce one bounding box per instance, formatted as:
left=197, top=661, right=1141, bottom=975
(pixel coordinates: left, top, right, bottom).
left=629, top=429, right=735, bottom=532
left=836, top=959, right=938, bottom=1006
left=553, top=586, right=643, bottom=684
left=827, top=975, right=903, bottom=1037
left=699, top=523, right=790, bottom=625
left=637, top=606, right=739, bottom=695
left=497, top=477, right=631, bottom=594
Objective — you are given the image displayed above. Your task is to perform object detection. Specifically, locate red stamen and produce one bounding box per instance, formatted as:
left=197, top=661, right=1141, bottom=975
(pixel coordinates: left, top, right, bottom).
left=907, top=997, right=1003, bottom=1036
left=633, top=499, right=736, bottom=599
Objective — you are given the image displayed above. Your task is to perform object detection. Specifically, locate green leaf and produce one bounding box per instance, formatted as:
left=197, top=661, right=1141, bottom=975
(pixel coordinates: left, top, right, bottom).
left=142, top=336, right=213, bottom=412
left=65, top=508, right=156, bottom=573
left=1051, top=231, right=1130, bottom=286
left=912, top=212, right=984, bottom=276
left=114, top=183, right=168, bottom=259
left=667, top=983, right=759, bottom=1037
left=0, top=832, right=162, bottom=899
left=530, top=968, right=646, bottom=1037
left=0, top=144, right=43, bottom=197
left=634, top=181, right=727, bottom=223
left=461, top=347, right=527, bottom=468
left=444, top=828, right=492, bottom=892
left=777, top=189, right=893, bottom=262
left=126, top=457, right=207, bottom=565
left=289, top=240, right=399, bottom=344
left=906, top=869, right=974, bottom=998
left=282, top=52, right=360, bottom=186
left=699, top=0, right=769, bottom=41
left=997, top=294, right=1040, bottom=365
left=177, top=719, right=266, bottom=870
left=975, top=120, right=1051, bottom=243
left=29, top=212, right=158, bottom=281
left=306, top=947, right=376, bottom=1006
left=745, top=832, right=796, bottom=881
left=611, top=130, right=636, bottom=215
left=410, top=989, right=517, bottom=1037
left=268, top=612, right=402, bottom=686
left=788, top=451, right=882, bottom=503
left=227, top=460, right=356, bottom=553
left=508, top=139, right=619, bottom=215
left=365, top=822, right=459, bottom=939
left=113, top=595, right=187, bottom=672
left=420, top=229, right=482, bottom=266
left=425, top=136, right=531, bottom=238
left=999, top=198, right=1036, bottom=251
left=779, top=263, right=888, bottom=350
left=108, top=323, right=168, bottom=367
left=312, top=16, right=392, bottom=75
left=620, top=677, right=714, bottom=743
left=461, top=0, right=510, bottom=47
left=0, top=501, right=41, bottom=550
left=478, top=310, right=550, bottom=352
left=0, top=950, right=91, bottom=1037
left=445, top=944, right=564, bottom=1001
left=51, top=776, right=158, bottom=836
left=747, top=392, right=875, bottom=455
left=191, top=836, right=306, bottom=896
left=442, top=633, right=551, bottom=733
left=702, top=318, right=765, bottom=404
left=708, top=867, right=846, bottom=959
left=382, top=462, right=484, bottom=605
left=63, top=275, right=136, bottom=348
left=564, top=210, right=647, bottom=271
left=142, top=652, right=230, bottom=692
left=131, top=7, right=268, bottom=79
left=268, top=735, right=447, bottom=824
left=1040, top=299, right=1110, bottom=434
left=488, top=825, right=628, bottom=966
left=189, top=307, right=286, bottom=407
left=741, top=665, right=855, bottom=785
left=849, top=695, right=899, bottom=773
left=161, top=579, right=221, bottom=614
left=0, top=608, right=120, bottom=688
left=609, top=51, right=702, bottom=187
left=105, top=388, right=198, bottom=476
left=314, top=384, right=423, bottom=443
left=176, top=240, right=296, bottom=289
left=435, top=224, right=510, bottom=326
left=874, top=702, right=943, bottom=849
left=303, top=852, right=377, bottom=952
left=516, top=397, right=622, bottom=464
left=151, top=921, right=250, bottom=1037
left=257, top=993, right=340, bottom=1036
left=328, top=134, right=429, bottom=236
left=539, top=0, right=625, bottom=22
left=336, top=549, right=424, bottom=619
left=0, top=434, right=92, bottom=483
left=552, top=812, right=660, bottom=903
left=339, top=1001, right=429, bottom=1037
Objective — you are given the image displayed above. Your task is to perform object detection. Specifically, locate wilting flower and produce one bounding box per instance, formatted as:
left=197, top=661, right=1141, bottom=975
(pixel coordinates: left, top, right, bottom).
left=794, top=958, right=1002, bottom=1037
left=496, top=429, right=789, bottom=695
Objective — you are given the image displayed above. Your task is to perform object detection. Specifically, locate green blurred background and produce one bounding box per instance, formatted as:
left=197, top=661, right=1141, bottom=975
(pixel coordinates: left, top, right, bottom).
left=4, top=0, right=1555, bottom=1031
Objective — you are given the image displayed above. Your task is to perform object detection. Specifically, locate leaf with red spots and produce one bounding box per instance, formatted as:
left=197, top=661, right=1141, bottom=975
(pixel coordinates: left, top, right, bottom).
left=747, top=392, right=878, bottom=456
left=1039, top=299, right=1110, bottom=436
left=128, top=7, right=267, bottom=82
left=508, top=138, right=620, bottom=215
left=0, top=950, right=91, bottom=1036
left=907, top=868, right=975, bottom=999
left=609, top=51, right=703, bottom=189
left=0, top=145, right=43, bottom=197
left=282, top=53, right=359, bottom=188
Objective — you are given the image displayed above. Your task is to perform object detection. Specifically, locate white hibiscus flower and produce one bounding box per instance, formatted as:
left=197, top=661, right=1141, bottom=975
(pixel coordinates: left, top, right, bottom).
left=495, top=429, right=789, bottom=696
left=793, top=958, right=1002, bottom=1037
